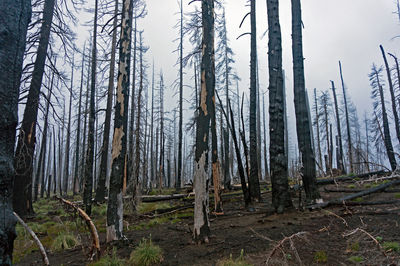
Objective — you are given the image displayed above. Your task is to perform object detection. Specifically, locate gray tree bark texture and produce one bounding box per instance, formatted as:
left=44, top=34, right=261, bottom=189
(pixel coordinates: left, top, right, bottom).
left=267, top=0, right=293, bottom=213
left=84, top=0, right=98, bottom=216
left=291, top=0, right=320, bottom=203
left=177, top=0, right=184, bottom=189
left=0, top=0, right=31, bottom=263
left=106, top=0, right=133, bottom=242
left=249, top=0, right=261, bottom=201
left=13, top=0, right=55, bottom=217
left=63, top=62, right=74, bottom=195
left=95, top=0, right=119, bottom=202
left=193, top=0, right=215, bottom=243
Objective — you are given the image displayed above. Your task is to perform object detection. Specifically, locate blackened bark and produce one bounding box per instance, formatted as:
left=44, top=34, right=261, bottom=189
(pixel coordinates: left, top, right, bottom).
left=267, top=0, right=292, bottom=213
left=14, top=0, right=55, bottom=216
left=314, top=89, right=323, bottom=174
left=380, top=45, right=400, bottom=145
left=95, top=0, right=119, bottom=202
left=339, top=61, right=353, bottom=173
left=106, top=0, right=133, bottom=242
left=81, top=48, right=91, bottom=192
left=375, top=72, right=397, bottom=171
left=249, top=0, right=261, bottom=201
left=193, top=0, right=214, bottom=243
left=331, top=81, right=345, bottom=174
left=84, top=0, right=98, bottom=216
left=262, top=93, right=270, bottom=180
left=159, top=74, right=165, bottom=190
left=53, top=126, right=57, bottom=194
left=177, top=0, right=184, bottom=189
left=291, top=0, right=320, bottom=202
left=150, top=64, right=155, bottom=188
left=0, top=0, right=30, bottom=262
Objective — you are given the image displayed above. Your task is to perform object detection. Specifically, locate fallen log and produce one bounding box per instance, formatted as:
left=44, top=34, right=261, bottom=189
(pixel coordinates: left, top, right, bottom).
left=141, top=194, right=188, bottom=202
left=14, top=212, right=50, bottom=265
left=324, top=188, right=400, bottom=193
left=309, top=179, right=400, bottom=209
left=341, top=199, right=400, bottom=206
left=316, top=171, right=387, bottom=186
left=56, top=196, right=101, bottom=260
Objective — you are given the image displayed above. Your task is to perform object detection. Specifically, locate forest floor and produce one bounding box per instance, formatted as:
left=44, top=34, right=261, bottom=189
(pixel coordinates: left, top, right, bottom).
left=15, top=173, right=400, bottom=265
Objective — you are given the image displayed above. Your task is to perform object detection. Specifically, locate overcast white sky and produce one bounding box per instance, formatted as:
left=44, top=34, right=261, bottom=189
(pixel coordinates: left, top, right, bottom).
left=73, top=0, right=400, bottom=160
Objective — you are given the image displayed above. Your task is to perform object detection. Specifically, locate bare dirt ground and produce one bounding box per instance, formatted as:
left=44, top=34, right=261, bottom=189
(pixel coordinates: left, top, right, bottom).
left=16, top=178, right=400, bottom=266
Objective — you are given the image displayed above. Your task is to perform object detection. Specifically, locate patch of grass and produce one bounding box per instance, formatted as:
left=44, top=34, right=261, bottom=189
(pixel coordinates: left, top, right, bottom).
left=92, top=204, right=107, bottom=216
left=89, top=248, right=125, bottom=266
left=347, top=184, right=356, bottom=189
left=348, top=256, right=363, bottom=263
left=383, top=241, right=400, bottom=253
left=128, top=237, right=163, bottom=266
left=51, top=232, right=80, bottom=251
left=376, top=236, right=383, bottom=242
left=350, top=242, right=360, bottom=252
left=352, top=197, right=363, bottom=202
left=217, top=250, right=253, bottom=266
left=314, top=250, right=327, bottom=263
left=137, top=202, right=172, bottom=214
left=395, top=193, right=400, bottom=199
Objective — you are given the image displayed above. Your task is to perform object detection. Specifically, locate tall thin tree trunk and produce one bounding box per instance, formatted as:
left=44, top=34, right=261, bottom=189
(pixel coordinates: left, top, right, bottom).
left=53, top=126, right=57, bottom=194
left=45, top=131, right=52, bottom=198
left=150, top=63, right=155, bottom=188
left=14, top=0, right=55, bottom=216
left=73, top=46, right=86, bottom=195
left=331, top=81, right=345, bottom=174
left=177, top=0, right=184, bottom=189
left=95, top=0, right=118, bottom=202
left=63, top=60, right=74, bottom=195
left=291, top=0, right=320, bottom=202
left=262, top=93, right=269, bottom=180
left=81, top=47, right=91, bottom=192
left=106, top=0, right=133, bottom=242
left=314, top=89, right=323, bottom=174
left=249, top=0, right=261, bottom=201
left=339, top=61, right=353, bottom=173
left=84, top=0, right=98, bottom=215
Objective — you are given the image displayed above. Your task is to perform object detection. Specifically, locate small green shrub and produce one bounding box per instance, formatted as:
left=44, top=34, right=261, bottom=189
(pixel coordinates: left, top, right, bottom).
left=348, top=256, right=363, bottom=263
left=216, top=250, right=253, bottom=266
left=51, top=232, right=79, bottom=251
left=395, top=193, right=400, bottom=199
left=314, top=250, right=327, bottom=263
left=347, top=184, right=356, bottom=189
left=128, top=237, right=163, bottom=266
left=376, top=236, right=383, bottom=242
left=350, top=242, right=360, bottom=252
left=90, top=248, right=125, bottom=266
left=352, top=197, right=363, bottom=202
left=383, top=241, right=400, bottom=252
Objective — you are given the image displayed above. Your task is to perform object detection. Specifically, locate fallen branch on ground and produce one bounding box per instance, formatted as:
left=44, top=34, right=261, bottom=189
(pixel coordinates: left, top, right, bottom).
left=324, top=188, right=400, bottom=193
left=266, top=231, right=308, bottom=265
left=56, top=196, right=101, bottom=260
left=14, top=212, right=50, bottom=265
left=316, top=171, right=388, bottom=186
left=343, top=228, right=387, bottom=257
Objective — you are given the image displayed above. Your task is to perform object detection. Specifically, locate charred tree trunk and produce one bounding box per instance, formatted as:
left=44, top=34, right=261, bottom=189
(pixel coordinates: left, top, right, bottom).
left=46, top=132, right=52, bottom=199
left=106, top=0, right=133, bottom=242
left=159, top=73, right=165, bottom=190
left=339, top=61, right=353, bottom=173
left=249, top=0, right=261, bottom=201
left=375, top=72, right=397, bottom=171
left=14, top=0, right=55, bottom=216
left=0, top=0, right=30, bottom=261
left=314, top=88, right=323, bottom=174
left=150, top=64, right=155, bottom=189
left=81, top=48, right=91, bottom=192
left=84, top=0, right=98, bottom=216
left=193, top=0, right=214, bottom=243
left=267, top=0, right=292, bottom=213
left=291, top=0, right=320, bottom=202
left=380, top=45, right=400, bottom=145
left=95, top=0, right=118, bottom=202
left=177, top=0, right=184, bottom=189
left=331, top=81, right=345, bottom=174
left=262, top=93, right=270, bottom=180
left=53, top=126, right=57, bottom=194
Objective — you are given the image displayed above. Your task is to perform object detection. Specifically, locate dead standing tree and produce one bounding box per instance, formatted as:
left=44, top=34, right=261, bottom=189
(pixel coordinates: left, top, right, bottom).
left=0, top=0, right=31, bottom=262
left=331, top=81, right=345, bottom=174
left=106, top=0, right=133, bottom=242
left=267, top=0, right=293, bottom=213
left=193, top=0, right=215, bottom=243
left=291, top=0, right=320, bottom=203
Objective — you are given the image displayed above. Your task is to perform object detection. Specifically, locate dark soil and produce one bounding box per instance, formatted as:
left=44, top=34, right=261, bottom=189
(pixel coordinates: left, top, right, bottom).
left=16, top=181, right=400, bottom=266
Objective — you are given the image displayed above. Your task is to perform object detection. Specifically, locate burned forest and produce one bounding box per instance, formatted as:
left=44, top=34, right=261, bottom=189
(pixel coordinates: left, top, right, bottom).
left=2, top=0, right=400, bottom=265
